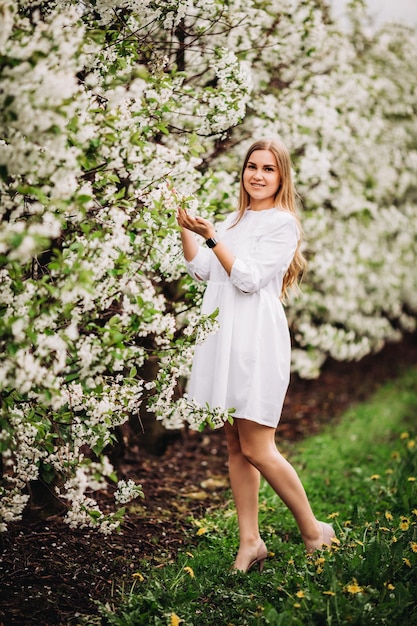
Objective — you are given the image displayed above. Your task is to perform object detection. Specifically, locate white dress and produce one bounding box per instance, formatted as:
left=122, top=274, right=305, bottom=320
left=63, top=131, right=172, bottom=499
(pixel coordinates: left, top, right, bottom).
left=185, top=207, right=300, bottom=428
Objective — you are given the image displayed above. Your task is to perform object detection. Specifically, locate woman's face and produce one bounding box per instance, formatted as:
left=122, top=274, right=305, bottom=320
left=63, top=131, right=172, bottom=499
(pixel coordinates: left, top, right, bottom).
left=242, top=149, right=281, bottom=210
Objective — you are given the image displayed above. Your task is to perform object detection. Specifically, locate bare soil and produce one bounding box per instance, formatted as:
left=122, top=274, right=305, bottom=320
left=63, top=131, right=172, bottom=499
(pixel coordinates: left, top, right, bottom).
left=1, top=332, right=417, bottom=626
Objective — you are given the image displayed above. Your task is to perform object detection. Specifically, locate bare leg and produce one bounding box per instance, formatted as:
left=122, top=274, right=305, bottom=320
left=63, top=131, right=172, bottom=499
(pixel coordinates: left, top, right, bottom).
left=224, top=421, right=267, bottom=571
left=235, top=419, right=334, bottom=551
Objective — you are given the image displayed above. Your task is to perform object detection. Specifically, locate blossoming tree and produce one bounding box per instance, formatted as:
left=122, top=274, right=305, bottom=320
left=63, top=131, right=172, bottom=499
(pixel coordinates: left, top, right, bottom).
left=1, top=0, right=416, bottom=531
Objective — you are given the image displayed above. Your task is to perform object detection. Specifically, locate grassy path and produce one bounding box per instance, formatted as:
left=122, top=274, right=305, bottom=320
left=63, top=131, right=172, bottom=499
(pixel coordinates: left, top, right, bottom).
left=102, top=367, right=417, bottom=626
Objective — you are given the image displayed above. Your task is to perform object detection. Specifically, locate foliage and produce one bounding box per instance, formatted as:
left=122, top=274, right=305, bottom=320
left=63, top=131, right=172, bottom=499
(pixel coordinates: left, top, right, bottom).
left=0, top=0, right=246, bottom=531
left=1, top=0, right=417, bottom=529
left=101, top=367, right=417, bottom=625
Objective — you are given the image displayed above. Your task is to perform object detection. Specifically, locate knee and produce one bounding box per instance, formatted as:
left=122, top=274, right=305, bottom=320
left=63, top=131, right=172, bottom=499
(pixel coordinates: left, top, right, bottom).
left=239, top=442, right=260, bottom=467
left=228, top=441, right=259, bottom=469
left=226, top=433, right=255, bottom=463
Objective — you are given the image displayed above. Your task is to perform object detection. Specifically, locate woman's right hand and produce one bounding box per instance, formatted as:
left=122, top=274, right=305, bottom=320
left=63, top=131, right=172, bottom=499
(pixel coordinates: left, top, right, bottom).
left=177, top=208, right=216, bottom=240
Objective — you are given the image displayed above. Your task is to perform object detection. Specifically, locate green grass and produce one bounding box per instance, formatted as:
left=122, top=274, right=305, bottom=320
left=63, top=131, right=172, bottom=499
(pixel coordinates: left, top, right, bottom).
left=101, top=367, right=417, bottom=626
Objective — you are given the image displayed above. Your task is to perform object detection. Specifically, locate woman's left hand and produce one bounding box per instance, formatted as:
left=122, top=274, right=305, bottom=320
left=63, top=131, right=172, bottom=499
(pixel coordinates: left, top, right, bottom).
left=177, top=208, right=216, bottom=240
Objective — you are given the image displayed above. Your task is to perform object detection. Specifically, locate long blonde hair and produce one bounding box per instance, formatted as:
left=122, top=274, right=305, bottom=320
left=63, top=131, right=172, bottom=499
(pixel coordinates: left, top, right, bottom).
left=232, top=139, right=307, bottom=299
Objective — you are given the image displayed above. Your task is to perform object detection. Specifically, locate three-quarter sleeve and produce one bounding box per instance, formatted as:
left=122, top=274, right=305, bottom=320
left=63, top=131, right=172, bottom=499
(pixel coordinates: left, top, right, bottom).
left=230, top=215, right=299, bottom=293
left=185, top=246, right=212, bottom=281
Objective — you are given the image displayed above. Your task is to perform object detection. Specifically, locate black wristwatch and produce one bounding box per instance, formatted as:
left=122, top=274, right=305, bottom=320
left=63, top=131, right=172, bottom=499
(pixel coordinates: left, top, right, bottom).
left=205, top=237, right=218, bottom=249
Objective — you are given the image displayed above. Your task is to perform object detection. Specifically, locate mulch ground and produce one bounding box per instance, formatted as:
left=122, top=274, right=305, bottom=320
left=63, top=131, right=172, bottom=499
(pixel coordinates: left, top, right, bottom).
left=1, top=332, right=417, bottom=626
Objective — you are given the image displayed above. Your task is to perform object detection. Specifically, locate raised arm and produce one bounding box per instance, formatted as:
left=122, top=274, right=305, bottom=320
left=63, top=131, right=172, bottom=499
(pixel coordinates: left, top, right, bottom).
left=177, top=208, right=235, bottom=275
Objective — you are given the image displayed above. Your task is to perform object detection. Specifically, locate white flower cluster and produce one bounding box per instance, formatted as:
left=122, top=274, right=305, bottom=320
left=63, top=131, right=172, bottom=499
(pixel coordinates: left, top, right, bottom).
left=159, top=395, right=235, bottom=432
left=197, top=47, right=253, bottom=135
left=63, top=494, right=122, bottom=535
left=0, top=489, right=30, bottom=533
left=182, top=310, right=220, bottom=345
left=114, top=479, right=144, bottom=504
left=148, top=309, right=222, bottom=429
left=52, top=458, right=143, bottom=533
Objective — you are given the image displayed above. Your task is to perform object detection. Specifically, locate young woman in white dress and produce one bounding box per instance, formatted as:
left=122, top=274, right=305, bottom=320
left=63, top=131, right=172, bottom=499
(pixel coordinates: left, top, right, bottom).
left=177, top=139, right=335, bottom=572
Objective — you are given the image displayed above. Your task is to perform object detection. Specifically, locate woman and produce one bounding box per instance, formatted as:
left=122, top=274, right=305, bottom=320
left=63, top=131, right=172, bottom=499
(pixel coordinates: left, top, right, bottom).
left=177, top=139, right=335, bottom=572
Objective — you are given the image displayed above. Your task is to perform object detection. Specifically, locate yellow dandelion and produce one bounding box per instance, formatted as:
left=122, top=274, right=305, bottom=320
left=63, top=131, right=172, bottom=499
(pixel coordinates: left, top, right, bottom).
left=293, top=603, right=301, bottom=609
left=183, top=566, right=195, bottom=578
left=196, top=527, right=207, bottom=536
left=392, top=536, right=398, bottom=543
left=400, top=517, right=410, bottom=531
left=386, top=468, right=394, bottom=475
left=186, top=552, right=194, bottom=558
left=400, top=432, right=410, bottom=440
left=391, top=451, right=400, bottom=460
left=385, top=511, right=393, bottom=521
left=344, top=520, right=352, bottom=527
left=323, top=590, right=336, bottom=596
left=403, top=558, right=411, bottom=568
left=380, top=526, right=390, bottom=532
left=370, top=474, right=380, bottom=481
left=384, top=582, right=395, bottom=591
left=170, top=613, right=183, bottom=626
left=410, top=542, right=417, bottom=553
left=295, top=590, right=305, bottom=598
left=345, top=578, right=364, bottom=594
left=412, top=509, right=417, bottom=516
left=316, top=557, right=326, bottom=566
left=407, top=439, right=415, bottom=449
left=132, top=572, right=144, bottom=581
left=328, top=512, right=339, bottom=519
left=408, top=476, right=416, bottom=481
left=288, top=558, right=295, bottom=565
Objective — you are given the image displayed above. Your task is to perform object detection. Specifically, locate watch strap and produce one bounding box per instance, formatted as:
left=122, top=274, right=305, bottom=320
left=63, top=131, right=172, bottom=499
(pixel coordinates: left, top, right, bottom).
left=205, top=237, right=218, bottom=248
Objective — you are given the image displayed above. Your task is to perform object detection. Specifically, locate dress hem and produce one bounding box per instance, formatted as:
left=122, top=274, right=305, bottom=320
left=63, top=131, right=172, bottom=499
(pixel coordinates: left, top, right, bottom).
left=231, top=414, right=280, bottom=429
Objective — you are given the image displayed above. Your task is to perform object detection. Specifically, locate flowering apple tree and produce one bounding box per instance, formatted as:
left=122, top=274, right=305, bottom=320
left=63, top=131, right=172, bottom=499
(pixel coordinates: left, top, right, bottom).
left=0, top=0, right=251, bottom=531
left=0, top=0, right=416, bottom=531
